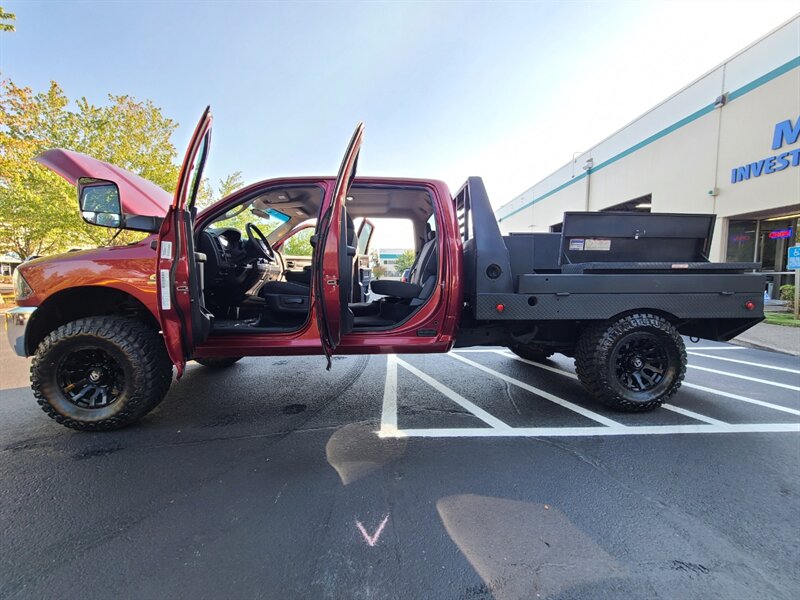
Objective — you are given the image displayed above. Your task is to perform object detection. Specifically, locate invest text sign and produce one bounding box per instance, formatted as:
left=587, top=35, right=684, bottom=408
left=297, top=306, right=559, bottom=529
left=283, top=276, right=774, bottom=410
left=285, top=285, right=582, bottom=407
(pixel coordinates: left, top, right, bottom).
left=730, top=116, right=800, bottom=184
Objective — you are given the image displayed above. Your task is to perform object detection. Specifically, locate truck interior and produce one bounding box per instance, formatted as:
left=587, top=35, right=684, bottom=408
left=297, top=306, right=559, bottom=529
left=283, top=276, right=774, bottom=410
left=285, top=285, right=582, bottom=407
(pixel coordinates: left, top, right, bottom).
left=196, top=183, right=440, bottom=334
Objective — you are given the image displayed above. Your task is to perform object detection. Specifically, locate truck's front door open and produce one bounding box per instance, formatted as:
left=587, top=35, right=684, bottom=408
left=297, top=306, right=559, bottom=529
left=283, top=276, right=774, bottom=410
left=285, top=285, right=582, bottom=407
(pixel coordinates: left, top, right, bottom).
left=156, top=107, right=214, bottom=377
left=313, top=123, right=364, bottom=367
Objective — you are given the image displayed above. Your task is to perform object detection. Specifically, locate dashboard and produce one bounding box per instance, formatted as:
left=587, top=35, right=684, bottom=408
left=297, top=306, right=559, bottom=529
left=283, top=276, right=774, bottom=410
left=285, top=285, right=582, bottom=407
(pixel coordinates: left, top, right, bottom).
left=197, top=227, right=282, bottom=296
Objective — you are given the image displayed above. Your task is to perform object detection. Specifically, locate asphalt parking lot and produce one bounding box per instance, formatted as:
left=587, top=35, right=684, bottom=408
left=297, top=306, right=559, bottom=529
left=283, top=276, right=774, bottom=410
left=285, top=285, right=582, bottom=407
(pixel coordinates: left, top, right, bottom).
left=1, top=338, right=799, bottom=599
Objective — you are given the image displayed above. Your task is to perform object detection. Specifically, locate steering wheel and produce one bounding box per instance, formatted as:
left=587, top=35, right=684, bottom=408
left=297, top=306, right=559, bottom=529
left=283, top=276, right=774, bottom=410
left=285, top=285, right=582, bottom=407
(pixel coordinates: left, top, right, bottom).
left=246, top=222, right=276, bottom=262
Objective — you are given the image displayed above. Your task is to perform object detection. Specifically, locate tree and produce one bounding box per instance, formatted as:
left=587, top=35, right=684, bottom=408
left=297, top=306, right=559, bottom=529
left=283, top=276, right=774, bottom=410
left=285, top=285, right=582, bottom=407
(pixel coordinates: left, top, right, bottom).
left=395, top=249, right=415, bottom=272
left=0, top=79, right=180, bottom=257
left=196, top=171, right=244, bottom=210
left=218, top=171, right=244, bottom=199
left=372, top=264, right=386, bottom=279
left=0, top=6, right=15, bottom=32
left=282, top=228, right=314, bottom=256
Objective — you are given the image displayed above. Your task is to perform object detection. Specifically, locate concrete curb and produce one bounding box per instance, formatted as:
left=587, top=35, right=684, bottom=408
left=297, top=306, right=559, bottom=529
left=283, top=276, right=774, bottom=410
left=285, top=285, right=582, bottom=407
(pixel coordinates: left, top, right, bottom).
left=729, top=338, right=798, bottom=356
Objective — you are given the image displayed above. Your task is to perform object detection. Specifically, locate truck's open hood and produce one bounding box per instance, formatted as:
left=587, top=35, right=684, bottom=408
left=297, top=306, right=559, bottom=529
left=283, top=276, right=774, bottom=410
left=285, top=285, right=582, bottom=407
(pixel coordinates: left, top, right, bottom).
left=35, top=149, right=172, bottom=218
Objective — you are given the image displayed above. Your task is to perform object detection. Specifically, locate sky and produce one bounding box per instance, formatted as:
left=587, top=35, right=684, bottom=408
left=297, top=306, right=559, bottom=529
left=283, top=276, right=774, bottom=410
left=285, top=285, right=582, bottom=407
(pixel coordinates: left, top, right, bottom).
left=2, top=0, right=799, bottom=248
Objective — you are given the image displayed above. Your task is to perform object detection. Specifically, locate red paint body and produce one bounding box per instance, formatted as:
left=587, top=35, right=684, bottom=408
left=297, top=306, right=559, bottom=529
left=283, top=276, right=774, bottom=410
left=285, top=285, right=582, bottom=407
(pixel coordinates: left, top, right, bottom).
left=155, top=108, right=214, bottom=375
left=16, top=175, right=463, bottom=361
left=34, top=149, right=173, bottom=217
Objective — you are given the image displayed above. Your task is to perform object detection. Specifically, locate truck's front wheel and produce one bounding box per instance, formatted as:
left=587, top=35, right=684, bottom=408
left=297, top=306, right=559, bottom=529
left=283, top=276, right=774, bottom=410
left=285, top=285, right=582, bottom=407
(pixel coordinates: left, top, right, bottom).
left=575, top=313, right=686, bottom=412
left=31, top=316, right=173, bottom=431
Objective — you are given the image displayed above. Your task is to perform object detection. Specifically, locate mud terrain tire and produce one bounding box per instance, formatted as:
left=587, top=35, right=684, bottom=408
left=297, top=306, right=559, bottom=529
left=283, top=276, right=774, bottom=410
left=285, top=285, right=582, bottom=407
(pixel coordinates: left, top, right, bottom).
left=31, top=317, right=173, bottom=431
left=575, top=313, right=686, bottom=412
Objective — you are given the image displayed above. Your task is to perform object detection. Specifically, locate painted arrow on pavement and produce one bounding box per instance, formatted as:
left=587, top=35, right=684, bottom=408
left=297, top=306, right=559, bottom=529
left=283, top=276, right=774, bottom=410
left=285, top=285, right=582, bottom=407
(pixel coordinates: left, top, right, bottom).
left=356, top=514, right=389, bottom=547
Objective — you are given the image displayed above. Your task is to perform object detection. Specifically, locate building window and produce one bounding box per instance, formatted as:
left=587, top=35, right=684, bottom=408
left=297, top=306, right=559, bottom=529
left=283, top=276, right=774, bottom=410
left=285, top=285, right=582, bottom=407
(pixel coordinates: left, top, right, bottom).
left=601, top=194, right=652, bottom=212
left=726, top=219, right=757, bottom=262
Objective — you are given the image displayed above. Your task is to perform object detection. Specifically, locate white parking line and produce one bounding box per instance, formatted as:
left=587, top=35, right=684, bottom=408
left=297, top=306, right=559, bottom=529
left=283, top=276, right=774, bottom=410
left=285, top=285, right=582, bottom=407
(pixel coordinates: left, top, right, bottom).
left=378, top=423, right=800, bottom=438
left=448, top=353, right=622, bottom=428
left=493, top=350, right=800, bottom=417
left=661, top=404, right=727, bottom=425
left=495, top=351, right=725, bottom=425
left=682, top=382, right=800, bottom=416
left=687, top=364, right=800, bottom=391
left=395, top=358, right=512, bottom=430
left=381, top=352, right=800, bottom=439
left=380, top=354, right=398, bottom=434
left=687, top=352, right=800, bottom=374
left=683, top=346, right=746, bottom=351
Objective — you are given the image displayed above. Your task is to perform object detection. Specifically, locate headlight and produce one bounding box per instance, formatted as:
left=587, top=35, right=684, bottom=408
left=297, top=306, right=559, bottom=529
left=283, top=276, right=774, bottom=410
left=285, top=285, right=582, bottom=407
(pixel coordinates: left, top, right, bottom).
left=12, top=269, right=33, bottom=300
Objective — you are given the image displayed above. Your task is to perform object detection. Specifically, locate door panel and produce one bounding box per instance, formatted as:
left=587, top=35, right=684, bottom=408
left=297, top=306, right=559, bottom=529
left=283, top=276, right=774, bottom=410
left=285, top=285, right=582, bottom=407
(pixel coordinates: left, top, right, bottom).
left=313, top=123, right=364, bottom=367
left=156, top=107, right=214, bottom=377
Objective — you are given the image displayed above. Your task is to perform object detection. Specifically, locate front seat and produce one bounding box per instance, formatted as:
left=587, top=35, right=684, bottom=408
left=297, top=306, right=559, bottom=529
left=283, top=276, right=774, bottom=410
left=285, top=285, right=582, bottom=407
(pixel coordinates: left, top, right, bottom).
left=370, top=228, right=438, bottom=307
left=258, top=213, right=356, bottom=315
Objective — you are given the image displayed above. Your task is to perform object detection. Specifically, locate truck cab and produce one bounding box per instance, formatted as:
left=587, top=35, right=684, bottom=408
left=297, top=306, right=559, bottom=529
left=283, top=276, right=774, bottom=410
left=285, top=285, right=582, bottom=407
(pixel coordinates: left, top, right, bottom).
left=6, top=114, right=466, bottom=430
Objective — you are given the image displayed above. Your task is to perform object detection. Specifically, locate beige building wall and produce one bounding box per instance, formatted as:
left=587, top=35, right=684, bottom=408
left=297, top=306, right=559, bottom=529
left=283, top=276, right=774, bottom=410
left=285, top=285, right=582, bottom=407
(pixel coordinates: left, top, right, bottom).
left=497, top=16, right=800, bottom=264
left=586, top=111, right=720, bottom=215
left=715, top=71, right=800, bottom=219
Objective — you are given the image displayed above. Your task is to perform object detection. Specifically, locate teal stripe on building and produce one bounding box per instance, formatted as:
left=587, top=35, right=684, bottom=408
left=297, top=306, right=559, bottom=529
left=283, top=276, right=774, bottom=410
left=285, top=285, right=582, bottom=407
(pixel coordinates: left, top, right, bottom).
left=498, top=55, right=800, bottom=223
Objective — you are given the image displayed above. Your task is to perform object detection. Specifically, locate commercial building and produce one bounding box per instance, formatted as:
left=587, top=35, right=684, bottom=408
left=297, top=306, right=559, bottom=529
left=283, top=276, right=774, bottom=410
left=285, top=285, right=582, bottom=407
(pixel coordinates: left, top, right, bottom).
left=376, top=248, right=413, bottom=278
left=0, top=254, right=21, bottom=277
left=496, top=16, right=799, bottom=298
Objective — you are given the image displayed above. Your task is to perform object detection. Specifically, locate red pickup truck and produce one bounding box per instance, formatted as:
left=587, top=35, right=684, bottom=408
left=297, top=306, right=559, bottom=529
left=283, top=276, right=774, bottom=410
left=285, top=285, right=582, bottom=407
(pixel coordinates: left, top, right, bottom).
left=6, top=109, right=765, bottom=431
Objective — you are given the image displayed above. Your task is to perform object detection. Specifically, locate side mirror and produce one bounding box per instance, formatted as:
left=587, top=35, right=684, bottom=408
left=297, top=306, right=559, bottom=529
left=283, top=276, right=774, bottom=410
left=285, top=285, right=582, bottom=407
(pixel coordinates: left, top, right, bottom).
left=78, top=178, right=122, bottom=228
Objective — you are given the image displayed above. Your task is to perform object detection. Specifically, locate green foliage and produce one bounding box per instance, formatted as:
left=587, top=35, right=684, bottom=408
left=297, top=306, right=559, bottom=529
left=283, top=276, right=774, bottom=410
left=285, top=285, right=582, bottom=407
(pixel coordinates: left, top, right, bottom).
left=0, top=78, right=247, bottom=259
left=218, top=171, right=244, bottom=199
left=780, top=284, right=796, bottom=309
left=0, top=6, right=15, bottom=32
left=394, top=249, right=415, bottom=272
left=196, top=171, right=244, bottom=210
left=372, top=263, right=386, bottom=279
left=0, top=79, right=180, bottom=258
left=282, top=228, right=314, bottom=256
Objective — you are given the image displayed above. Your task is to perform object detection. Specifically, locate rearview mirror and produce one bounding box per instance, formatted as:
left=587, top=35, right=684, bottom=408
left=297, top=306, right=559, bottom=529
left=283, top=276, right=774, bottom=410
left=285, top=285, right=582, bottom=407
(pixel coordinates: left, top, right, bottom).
left=78, top=178, right=122, bottom=228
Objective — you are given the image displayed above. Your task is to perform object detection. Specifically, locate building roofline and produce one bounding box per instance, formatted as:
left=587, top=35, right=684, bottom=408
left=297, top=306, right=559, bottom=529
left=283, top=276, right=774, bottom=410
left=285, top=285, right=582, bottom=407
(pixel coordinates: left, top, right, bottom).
left=498, top=13, right=800, bottom=218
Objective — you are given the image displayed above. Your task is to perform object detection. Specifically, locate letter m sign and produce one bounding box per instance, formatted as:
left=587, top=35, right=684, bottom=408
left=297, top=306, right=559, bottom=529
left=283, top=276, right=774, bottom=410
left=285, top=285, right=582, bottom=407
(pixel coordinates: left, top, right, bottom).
left=772, top=116, right=800, bottom=150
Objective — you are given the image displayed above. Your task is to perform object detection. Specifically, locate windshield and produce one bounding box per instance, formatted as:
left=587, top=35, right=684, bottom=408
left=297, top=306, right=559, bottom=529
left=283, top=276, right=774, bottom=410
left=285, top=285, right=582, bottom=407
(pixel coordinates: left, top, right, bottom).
left=209, top=203, right=289, bottom=236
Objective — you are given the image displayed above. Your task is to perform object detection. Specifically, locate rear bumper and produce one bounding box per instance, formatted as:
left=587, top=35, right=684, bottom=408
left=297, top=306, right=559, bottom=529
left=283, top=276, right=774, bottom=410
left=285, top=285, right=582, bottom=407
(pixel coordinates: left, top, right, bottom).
left=4, top=306, right=37, bottom=357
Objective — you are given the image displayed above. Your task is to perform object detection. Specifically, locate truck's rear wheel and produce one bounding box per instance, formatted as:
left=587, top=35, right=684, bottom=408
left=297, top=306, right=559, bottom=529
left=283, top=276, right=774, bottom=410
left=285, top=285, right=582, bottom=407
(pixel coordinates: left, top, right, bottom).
left=508, top=343, right=554, bottom=362
left=575, top=313, right=686, bottom=412
left=194, top=357, right=243, bottom=369
left=30, top=317, right=173, bottom=431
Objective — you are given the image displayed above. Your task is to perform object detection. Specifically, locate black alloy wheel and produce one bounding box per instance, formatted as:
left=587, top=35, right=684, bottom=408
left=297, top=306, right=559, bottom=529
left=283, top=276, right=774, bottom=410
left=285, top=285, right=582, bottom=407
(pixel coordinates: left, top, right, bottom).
left=612, top=334, right=669, bottom=394
left=575, top=313, right=686, bottom=412
left=56, top=347, right=125, bottom=409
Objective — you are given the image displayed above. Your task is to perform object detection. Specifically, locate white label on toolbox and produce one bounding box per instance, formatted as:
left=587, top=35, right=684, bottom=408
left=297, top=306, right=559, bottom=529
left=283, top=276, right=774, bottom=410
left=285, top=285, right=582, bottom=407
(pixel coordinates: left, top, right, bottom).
left=569, top=239, right=585, bottom=251
left=160, top=240, right=172, bottom=260
left=585, top=238, right=611, bottom=251
left=159, top=269, right=171, bottom=310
